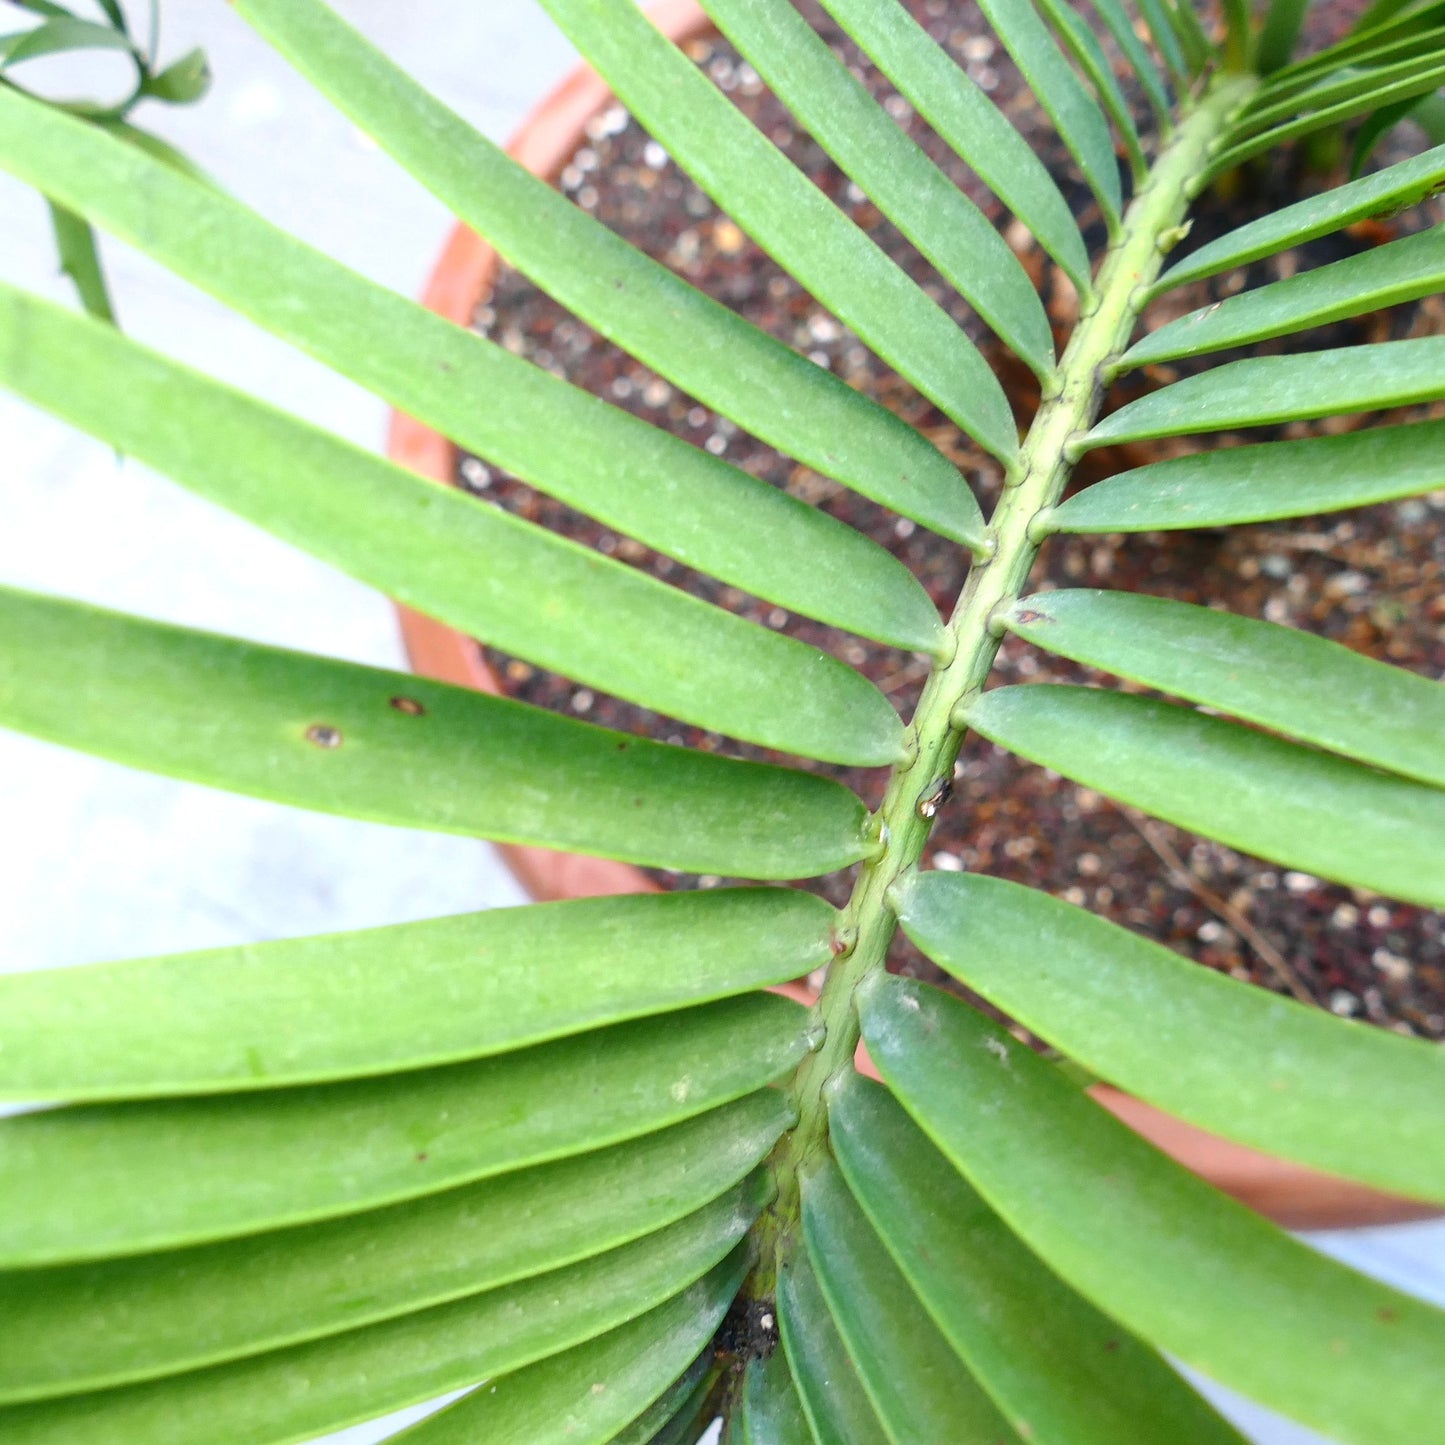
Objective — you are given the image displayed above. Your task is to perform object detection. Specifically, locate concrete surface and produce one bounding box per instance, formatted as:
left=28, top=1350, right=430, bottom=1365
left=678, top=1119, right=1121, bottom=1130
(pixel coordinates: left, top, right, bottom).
left=1, top=4, right=1441, bottom=1442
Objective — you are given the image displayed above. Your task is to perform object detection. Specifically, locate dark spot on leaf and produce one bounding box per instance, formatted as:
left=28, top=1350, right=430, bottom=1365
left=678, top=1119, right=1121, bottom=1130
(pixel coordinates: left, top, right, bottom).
left=1104, top=1339, right=1120, bottom=1352
left=615, top=740, right=629, bottom=751
left=415, top=1152, right=429, bottom=1163
left=305, top=724, right=343, bottom=749
left=1378, top=1307, right=1399, bottom=1324
left=389, top=695, right=426, bottom=716
left=1014, top=609, right=1050, bottom=625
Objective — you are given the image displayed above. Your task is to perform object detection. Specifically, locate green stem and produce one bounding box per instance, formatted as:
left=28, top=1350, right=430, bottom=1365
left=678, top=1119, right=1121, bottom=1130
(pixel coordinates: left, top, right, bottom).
left=749, top=69, right=1258, bottom=1303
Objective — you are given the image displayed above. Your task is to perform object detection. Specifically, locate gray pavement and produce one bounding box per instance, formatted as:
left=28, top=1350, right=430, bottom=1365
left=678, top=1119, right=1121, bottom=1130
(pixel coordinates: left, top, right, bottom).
left=1, top=5, right=1441, bottom=1442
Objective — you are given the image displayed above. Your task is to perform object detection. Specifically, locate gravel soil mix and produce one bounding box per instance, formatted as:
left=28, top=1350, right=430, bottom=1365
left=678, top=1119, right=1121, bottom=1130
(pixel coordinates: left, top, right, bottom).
left=460, top=1, right=1445, bottom=1037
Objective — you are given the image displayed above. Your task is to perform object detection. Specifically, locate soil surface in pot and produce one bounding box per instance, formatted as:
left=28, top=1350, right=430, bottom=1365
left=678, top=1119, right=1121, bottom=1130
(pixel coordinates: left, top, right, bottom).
left=460, top=0, right=1445, bottom=1038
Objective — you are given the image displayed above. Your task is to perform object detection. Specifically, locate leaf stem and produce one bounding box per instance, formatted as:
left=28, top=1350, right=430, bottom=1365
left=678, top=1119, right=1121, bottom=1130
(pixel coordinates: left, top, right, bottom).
left=748, top=68, right=1259, bottom=1304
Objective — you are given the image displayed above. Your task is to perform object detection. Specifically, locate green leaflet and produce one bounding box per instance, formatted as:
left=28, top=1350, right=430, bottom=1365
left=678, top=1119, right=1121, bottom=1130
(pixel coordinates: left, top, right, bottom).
left=699, top=0, right=1055, bottom=378
left=735, top=1349, right=812, bottom=1445
left=1257, top=0, right=1313, bottom=72
left=0, top=86, right=940, bottom=651
left=811, top=0, right=1091, bottom=291
left=0, top=1102, right=785, bottom=1403
left=1003, top=589, right=1445, bottom=787
left=828, top=1076, right=1246, bottom=1445
left=1124, top=222, right=1445, bottom=366
left=1208, top=55, right=1445, bottom=175
left=532, top=0, right=1019, bottom=466
left=0, top=994, right=810, bottom=1266
left=974, top=0, right=1123, bottom=228
left=1237, top=45, right=1445, bottom=135
left=777, top=1247, right=890, bottom=1445
left=44, top=202, right=114, bottom=325
left=397, top=1254, right=745, bottom=1445
left=1259, top=23, right=1445, bottom=115
left=1036, top=0, right=1147, bottom=180
left=606, top=1354, right=714, bottom=1445
left=1084, top=336, right=1445, bottom=444
left=230, top=0, right=975, bottom=540
left=858, top=974, right=1445, bottom=1445
left=800, top=1159, right=1023, bottom=1443
left=1136, top=0, right=1190, bottom=82
left=0, top=291, right=903, bottom=766
left=1089, top=0, right=1173, bottom=127
left=0, top=889, right=835, bottom=1100
left=894, top=871, right=1445, bottom=1206
left=1154, top=141, right=1445, bottom=292
left=964, top=684, right=1445, bottom=907
left=0, top=590, right=872, bottom=881
left=1047, top=419, right=1445, bottom=530
left=0, top=1211, right=752, bottom=1445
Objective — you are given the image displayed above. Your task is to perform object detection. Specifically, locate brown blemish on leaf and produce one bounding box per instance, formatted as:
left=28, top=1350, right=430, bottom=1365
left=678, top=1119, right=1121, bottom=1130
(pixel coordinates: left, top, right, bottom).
left=389, top=695, right=426, bottom=716
left=305, top=724, right=343, bottom=749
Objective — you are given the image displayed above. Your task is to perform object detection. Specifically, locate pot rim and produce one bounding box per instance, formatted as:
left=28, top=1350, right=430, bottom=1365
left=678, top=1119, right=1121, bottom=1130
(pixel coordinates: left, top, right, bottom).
left=386, top=0, right=1434, bottom=1231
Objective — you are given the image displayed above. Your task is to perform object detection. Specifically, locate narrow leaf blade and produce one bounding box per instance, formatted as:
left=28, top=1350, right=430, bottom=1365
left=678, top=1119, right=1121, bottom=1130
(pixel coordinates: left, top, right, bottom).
left=964, top=684, right=1445, bottom=907
left=0, top=1104, right=785, bottom=1404
left=829, top=1075, right=1247, bottom=1445
left=1004, top=589, right=1445, bottom=787
left=231, top=0, right=977, bottom=538
left=533, top=0, right=1019, bottom=465
left=813, top=0, right=1092, bottom=289
left=0, top=994, right=810, bottom=1265
left=800, top=1159, right=1023, bottom=1443
left=701, top=0, right=1055, bottom=376
left=1085, top=336, right=1445, bottom=444
left=0, top=86, right=941, bottom=651
left=895, top=871, right=1445, bottom=1206
left=1049, top=419, right=1445, bottom=530
left=0, top=888, right=835, bottom=1100
left=859, top=974, right=1445, bottom=1445
left=737, top=1348, right=813, bottom=1445
left=0, top=291, right=904, bottom=765
left=1127, top=223, right=1445, bottom=366
left=0, top=589, right=872, bottom=880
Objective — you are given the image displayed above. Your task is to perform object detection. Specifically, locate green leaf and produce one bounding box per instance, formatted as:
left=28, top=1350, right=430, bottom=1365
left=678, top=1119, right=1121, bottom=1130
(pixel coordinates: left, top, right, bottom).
left=232, top=0, right=1003, bottom=518
left=91, top=115, right=218, bottom=186
left=397, top=1253, right=745, bottom=1445
left=812, top=0, right=1092, bottom=291
left=0, top=87, right=942, bottom=650
left=138, top=43, right=208, bottom=103
left=1003, top=589, right=1445, bottom=787
left=1136, top=0, right=1190, bottom=82
left=0, top=1208, right=753, bottom=1445
left=1167, top=0, right=1218, bottom=73
left=1125, top=222, right=1445, bottom=366
left=1209, top=55, right=1445, bottom=174
left=0, top=293, right=905, bottom=767
left=0, top=589, right=872, bottom=881
left=0, top=15, right=133, bottom=68
left=607, top=1353, right=715, bottom=1445
left=895, top=871, right=1445, bottom=1206
left=1264, top=22, right=1445, bottom=116
left=1048, top=418, right=1445, bottom=530
left=1238, top=45, right=1445, bottom=135
left=1090, top=0, right=1173, bottom=127
left=1037, top=0, right=1147, bottom=180
left=777, top=1247, right=889, bottom=1445
left=699, top=0, right=1055, bottom=379
left=1258, top=0, right=1313, bottom=72
left=735, top=1349, right=812, bottom=1445
left=43, top=201, right=114, bottom=325
left=0, top=1112, right=782, bottom=1402
left=963, top=684, right=1445, bottom=907
left=800, top=1159, right=1023, bottom=1443
left=0, top=889, right=835, bottom=1101
left=0, top=994, right=810, bottom=1266
left=858, top=974, right=1445, bottom=1445
left=530, top=0, right=1018, bottom=466
left=829, top=1075, right=1247, bottom=1445
left=1084, top=336, right=1445, bottom=444
left=1154, top=140, right=1445, bottom=292
left=973, top=0, right=1123, bottom=228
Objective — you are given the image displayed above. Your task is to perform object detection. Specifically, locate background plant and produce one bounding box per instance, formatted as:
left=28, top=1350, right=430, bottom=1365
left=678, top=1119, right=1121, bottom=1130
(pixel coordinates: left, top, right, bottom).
left=0, top=0, right=1443, bottom=1441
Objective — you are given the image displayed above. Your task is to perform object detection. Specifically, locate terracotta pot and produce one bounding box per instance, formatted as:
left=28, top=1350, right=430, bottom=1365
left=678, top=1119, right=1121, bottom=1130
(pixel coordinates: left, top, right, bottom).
left=387, top=0, right=1433, bottom=1231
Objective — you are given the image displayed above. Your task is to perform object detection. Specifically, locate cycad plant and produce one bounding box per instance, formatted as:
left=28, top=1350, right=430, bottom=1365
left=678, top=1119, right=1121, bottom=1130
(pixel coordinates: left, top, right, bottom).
left=1, top=0, right=1444, bottom=1440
